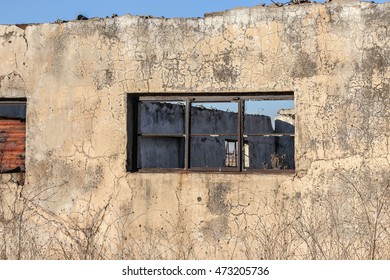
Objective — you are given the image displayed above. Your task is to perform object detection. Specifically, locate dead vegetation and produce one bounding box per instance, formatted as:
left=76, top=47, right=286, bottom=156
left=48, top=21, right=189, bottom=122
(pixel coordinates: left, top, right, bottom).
left=1, top=164, right=390, bottom=259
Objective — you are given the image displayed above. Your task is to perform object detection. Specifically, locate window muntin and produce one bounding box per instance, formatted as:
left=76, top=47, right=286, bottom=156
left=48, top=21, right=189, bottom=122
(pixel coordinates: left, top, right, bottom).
left=128, top=94, right=294, bottom=172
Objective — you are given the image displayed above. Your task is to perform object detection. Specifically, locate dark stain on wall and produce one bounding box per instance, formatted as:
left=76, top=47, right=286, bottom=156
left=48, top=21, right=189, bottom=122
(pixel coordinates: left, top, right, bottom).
left=207, top=183, right=231, bottom=215
left=292, top=51, right=317, bottom=78
left=202, top=183, right=231, bottom=240
left=361, top=46, right=389, bottom=75
left=99, top=21, right=120, bottom=43
left=1, top=31, right=15, bottom=46
left=202, top=215, right=230, bottom=241
left=212, top=50, right=239, bottom=84
left=94, top=69, right=115, bottom=90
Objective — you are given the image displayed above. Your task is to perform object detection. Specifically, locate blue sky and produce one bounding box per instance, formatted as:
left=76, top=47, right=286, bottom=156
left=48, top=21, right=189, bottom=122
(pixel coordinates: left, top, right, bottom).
left=1, top=0, right=267, bottom=24
left=0, top=0, right=388, bottom=24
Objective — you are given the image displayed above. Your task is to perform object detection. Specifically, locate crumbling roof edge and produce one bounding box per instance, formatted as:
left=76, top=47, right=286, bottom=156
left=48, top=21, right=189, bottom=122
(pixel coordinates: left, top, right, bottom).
left=203, top=1, right=385, bottom=17
left=0, top=1, right=388, bottom=27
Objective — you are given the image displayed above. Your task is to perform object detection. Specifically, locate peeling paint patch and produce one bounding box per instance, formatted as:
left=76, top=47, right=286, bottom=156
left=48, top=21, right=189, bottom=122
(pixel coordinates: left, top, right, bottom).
left=292, top=52, right=317, bottom=78
left=207, top=183, right=231, bottom=215
left=212, top=51, right=239, bottom=84
left=94, top=69, right=114, bottom=90
left=202, top=216, right=229, bottom=240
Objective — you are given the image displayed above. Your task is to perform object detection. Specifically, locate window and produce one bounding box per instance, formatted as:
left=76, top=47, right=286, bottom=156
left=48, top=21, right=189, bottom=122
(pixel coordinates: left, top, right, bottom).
left=127, top=93, right=294, bottom=172
left=225, top=139, right=238, bottom=167
left=0, top=99, right=26, bottom=173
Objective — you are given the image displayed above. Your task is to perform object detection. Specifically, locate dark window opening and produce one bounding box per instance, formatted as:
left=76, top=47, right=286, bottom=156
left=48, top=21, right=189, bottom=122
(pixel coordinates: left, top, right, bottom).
left=127, top=94, right=294, bottom=172
left=243, top=100, right=295, bottom=170
left=0, top=99, right=26, bottom=173
left=136, top=100, right=185, bottom=169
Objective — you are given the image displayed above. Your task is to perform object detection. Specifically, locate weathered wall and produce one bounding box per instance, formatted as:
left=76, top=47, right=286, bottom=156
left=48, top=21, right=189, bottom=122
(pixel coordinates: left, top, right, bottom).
left=0, top=1, right=390, bottom=259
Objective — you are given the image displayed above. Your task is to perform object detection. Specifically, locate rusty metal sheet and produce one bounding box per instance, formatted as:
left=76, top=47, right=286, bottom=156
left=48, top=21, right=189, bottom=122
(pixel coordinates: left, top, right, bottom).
left=0, top=117, right=26, bottom=172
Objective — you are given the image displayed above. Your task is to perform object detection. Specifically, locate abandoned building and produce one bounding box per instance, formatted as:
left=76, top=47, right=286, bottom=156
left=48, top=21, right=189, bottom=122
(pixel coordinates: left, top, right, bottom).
left=0, top=1, right=390, bottom=259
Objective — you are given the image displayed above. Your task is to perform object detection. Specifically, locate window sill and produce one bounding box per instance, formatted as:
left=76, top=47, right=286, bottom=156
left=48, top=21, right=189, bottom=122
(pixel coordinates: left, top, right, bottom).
left=129, top=169, right=295, bottom=175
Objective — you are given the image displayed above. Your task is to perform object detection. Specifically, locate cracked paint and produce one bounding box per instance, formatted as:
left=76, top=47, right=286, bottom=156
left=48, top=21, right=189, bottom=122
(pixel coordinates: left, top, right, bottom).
left=0, top=2, right=390, bottom=259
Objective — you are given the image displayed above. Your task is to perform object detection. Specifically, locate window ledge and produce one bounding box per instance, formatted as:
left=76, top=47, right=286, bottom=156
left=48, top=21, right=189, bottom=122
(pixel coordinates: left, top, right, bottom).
left=131, top=169, right=295, bottom=175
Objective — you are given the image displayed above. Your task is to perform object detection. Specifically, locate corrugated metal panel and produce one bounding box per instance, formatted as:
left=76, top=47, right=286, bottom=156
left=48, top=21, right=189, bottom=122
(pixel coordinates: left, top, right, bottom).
left=0, top=118, right=26, bottom=172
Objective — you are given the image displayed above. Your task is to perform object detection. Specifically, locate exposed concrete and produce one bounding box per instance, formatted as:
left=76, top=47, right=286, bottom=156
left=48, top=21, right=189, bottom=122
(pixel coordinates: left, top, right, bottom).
left=0, top=2, right=390, bottom=259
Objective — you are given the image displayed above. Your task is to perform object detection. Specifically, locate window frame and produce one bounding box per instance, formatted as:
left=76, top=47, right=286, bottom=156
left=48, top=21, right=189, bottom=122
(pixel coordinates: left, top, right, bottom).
left=127, top=93, right=294, bottom=173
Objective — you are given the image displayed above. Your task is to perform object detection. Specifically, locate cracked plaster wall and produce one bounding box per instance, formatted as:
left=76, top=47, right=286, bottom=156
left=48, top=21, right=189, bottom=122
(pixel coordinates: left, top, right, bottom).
left=0, top=1, right=390, bottom=259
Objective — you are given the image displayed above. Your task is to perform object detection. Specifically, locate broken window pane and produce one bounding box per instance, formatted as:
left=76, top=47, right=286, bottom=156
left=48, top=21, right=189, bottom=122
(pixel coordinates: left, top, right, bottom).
left=243, top=136, right=276, bottom=169
left=275, top=108, right=295, bottom=134
left=244, top=100, right=294, bottom=132
left=139, top=101, right=185, bottom=135
left=138, top=136, right=185, bottom=169
left=276, top=135, right=295, bottom=169
left=191, top=102, right=238, bottom=135
left=136, top=100, right=185, bottom=169
left=190, top=101, right=239, bottom=170
left=190, top=136, right=238, bottom=169
left=243, top=100, right=294, bottom=170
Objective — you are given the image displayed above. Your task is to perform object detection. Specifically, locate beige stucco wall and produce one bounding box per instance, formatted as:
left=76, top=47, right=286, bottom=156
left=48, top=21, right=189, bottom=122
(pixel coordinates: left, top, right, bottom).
left=1, top=1, right=389, bottom=259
